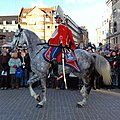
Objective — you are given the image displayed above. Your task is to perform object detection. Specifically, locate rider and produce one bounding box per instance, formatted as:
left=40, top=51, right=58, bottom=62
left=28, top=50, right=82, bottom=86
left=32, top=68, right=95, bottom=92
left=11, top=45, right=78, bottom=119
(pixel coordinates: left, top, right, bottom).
left=48, top=14, right=77, bottom=78
left=49, top=14, right=77, bottom=54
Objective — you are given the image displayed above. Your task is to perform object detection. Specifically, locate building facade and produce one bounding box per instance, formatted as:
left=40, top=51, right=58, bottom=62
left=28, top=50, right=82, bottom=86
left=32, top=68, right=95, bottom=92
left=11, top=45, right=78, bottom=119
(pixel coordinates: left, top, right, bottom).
left=0, top=16, right=18, bottom=47
left=65, top=15, right=88, bottom=48
left=96, top=27, right=102, bottom=45
left=0, top=6, right=87, bottom=48
left=96, top=0, right=112, bottom=47
left=106, top=0, right=120, bottom=48
left=19, top=6, right=86, bottom=47
left=19, top=6, right=57, bottom=43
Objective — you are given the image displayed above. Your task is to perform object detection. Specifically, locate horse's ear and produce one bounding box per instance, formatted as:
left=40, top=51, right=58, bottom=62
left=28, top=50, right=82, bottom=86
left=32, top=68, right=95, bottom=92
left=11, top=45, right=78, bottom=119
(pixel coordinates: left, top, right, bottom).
left=18, top=24, right=21, bottom=30
left=18, top=24, right=23, bottom=32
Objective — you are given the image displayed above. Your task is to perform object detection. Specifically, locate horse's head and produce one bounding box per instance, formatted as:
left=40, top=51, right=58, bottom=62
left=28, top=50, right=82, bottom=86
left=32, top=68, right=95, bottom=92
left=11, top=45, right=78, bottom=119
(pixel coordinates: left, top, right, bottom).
left=11, top=25, right=28, bottom=50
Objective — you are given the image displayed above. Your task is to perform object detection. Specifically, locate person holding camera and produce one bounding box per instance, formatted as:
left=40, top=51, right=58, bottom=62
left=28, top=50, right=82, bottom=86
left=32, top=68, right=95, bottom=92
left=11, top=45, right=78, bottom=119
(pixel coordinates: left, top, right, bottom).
left=19, top=49, right=28, bottom=87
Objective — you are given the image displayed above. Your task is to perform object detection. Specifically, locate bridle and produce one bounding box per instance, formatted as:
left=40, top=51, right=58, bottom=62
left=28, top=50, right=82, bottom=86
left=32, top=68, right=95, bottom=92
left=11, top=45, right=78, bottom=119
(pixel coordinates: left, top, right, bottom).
left=13, top=29, right=23, bottom=49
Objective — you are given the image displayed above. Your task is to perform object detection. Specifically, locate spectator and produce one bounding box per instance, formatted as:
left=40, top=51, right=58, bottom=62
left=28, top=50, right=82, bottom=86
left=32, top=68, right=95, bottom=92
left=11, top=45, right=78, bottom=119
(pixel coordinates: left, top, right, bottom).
left=110, top=50, right=118, bottom=88
left=104, top=43, right=110, bottom=51
left=116, top=51, right=120, bottom=88
left=0, top=50, right=2, bottom=88
left=86, top=47, right=93, bottom=53
left=104, top=50, right=111, bottom=62
left=20, top=49, right=30, bottom=87
left=0, top=50, right=10, bottom=90
left=8, top=51, right=21, bottom=89
left=24, top=48, right=32, bottom=81
left=97, top=42, right=103, bottom=51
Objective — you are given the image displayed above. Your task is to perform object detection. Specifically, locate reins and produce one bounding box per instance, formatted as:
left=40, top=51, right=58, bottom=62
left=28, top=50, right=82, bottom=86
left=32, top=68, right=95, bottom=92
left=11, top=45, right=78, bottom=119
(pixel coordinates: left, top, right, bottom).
left=36, top=43, right=48, bottom=46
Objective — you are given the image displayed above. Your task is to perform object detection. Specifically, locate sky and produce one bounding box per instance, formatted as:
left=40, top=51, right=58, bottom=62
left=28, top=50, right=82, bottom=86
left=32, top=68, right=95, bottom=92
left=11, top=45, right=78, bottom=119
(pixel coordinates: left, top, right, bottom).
left=0, top=0, right=107, bottom=44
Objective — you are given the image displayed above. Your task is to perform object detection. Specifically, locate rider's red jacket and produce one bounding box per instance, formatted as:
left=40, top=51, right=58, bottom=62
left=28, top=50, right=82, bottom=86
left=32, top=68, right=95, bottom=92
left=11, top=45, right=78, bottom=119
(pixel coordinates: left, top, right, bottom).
left=48, top=24, right=76, bottom=50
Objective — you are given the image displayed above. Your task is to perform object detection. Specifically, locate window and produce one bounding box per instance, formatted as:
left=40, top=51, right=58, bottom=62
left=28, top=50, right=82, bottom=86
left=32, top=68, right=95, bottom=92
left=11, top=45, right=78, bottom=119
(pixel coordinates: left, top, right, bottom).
left=3, top=27, right=6, bottom=32
left=36, top=17, right=44, bottom=22
left=29, top=27, right=34, bottom=30
left=13, top=28, right=17, bottom=32
left=0, top=18, right=2, bottom=24
left=12, top=20, right=15, bottom=25
left=39, top=32, right=44, bottom=37
left=3, top=21, right=6, bottom=25
left=8, top=28, right=11, bottom=32
left=104, top=20, right=106, bottom=25
left=23, top=13, right=27, bottom=16
left=113, top=22, right=117, bottom=32
left=113, top=8, right=117, bottom=18
left=28, top=18, right=35, bottom=25
left=45, top=18, right=50, bottom=22
left=22, top=18, right=26, bottom=23
left=6, top=21, right=9, bottom=24
left=36, top=25, right=44, bottom=29
left=8, top=37, right=11, bottom=42
left=115, top=37, right=118, bottom=44
left=107, top=19, right=108, bottom=23
left=15, top=21, right=18, bottom=24
left=102, top=31, right=104, bottom=35
left=55, top=26, right=57, bottom=29
left=109, top=20, right=112, bottom=34
left=47, top=26, right=50, bottom=29
left=102, top=22, right=104, bottom=26
left=46, top=32, right=51, bottom=37
left=67, top=21, right=80, bottom=33
left=3, top=38, right=6, bottom=42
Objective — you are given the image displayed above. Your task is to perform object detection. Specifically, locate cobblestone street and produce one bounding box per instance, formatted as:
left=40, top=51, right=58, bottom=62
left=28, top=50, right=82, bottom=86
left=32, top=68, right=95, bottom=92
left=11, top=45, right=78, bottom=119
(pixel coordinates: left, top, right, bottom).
left=0, top=88, right=120, bottom=120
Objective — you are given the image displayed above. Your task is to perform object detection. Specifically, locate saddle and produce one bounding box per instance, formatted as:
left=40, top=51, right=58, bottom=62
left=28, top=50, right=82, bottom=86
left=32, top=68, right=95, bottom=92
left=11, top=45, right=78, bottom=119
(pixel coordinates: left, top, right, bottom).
left=43, top=24, right=80, bottom=72
left=43, top=46, right=80, bottom=72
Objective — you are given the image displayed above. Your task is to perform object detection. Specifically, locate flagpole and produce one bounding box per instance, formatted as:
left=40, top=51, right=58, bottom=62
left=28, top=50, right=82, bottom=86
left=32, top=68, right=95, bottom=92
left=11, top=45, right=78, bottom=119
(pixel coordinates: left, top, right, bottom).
left=62, top=48, right=67, bottom=89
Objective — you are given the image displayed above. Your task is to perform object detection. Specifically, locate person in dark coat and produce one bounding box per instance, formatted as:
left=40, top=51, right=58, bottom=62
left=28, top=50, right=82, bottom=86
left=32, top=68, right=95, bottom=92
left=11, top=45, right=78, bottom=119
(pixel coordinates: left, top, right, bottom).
left=20, top=48, right=31, bottom=87
left=110, top=50, right=118, bottom=87
left=0, top=50, right=10, bottom=89
left=116, top=51, right=120, bottom=88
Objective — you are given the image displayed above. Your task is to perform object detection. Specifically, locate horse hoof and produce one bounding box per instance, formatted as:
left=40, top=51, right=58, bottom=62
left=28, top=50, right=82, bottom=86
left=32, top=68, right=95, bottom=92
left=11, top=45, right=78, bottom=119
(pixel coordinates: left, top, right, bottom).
left=36, top=95, right=40, bottom=102
left=36, top=104, right=43, bottom=108
left=76, top=103, right=84, bottom=108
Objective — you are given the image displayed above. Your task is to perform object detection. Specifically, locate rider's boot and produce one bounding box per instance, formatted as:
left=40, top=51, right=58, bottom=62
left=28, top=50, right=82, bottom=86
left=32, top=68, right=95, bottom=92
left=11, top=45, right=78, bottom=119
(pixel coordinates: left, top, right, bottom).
left=51, top=59, right=58, bottom=78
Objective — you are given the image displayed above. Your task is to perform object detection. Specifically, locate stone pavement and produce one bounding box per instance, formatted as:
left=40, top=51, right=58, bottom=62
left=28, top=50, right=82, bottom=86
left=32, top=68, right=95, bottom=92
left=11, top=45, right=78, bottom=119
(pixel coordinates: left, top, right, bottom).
left=0, top=88, right=120, bottom=120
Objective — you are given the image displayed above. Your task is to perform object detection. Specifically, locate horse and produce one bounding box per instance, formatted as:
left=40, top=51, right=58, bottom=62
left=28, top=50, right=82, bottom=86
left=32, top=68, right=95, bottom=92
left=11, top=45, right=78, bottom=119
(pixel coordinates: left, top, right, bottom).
left=11, top=26, right=112, bottom=108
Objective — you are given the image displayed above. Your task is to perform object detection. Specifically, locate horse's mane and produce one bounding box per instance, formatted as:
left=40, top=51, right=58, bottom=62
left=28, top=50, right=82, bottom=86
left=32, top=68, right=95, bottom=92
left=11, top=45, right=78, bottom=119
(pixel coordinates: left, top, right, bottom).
left=22, top=28, right=48, bottom=55
left=24, top=29, right=42, bottom=45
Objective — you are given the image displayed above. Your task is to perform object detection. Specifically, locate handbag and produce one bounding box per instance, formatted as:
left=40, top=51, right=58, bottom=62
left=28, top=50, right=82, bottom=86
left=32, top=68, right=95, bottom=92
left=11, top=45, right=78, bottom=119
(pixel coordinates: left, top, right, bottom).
left=15, top=67, right=23, bottom=79
left=1, top=71, right=7, bottom=76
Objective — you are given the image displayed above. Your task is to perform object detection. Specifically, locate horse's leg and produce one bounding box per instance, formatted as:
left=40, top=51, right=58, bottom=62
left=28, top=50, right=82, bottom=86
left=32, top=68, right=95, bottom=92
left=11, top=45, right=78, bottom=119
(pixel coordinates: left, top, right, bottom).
left=77, top=77, right=91, bottom=107
left=27, top=74, right=41, bottom=102
left=36, top=78, right=46, bottom=108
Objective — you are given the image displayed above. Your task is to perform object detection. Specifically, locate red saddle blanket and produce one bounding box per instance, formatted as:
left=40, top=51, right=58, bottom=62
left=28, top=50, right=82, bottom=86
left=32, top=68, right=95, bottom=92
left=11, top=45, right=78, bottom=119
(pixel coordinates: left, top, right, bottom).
left=43, top=46, right=80, bottom=72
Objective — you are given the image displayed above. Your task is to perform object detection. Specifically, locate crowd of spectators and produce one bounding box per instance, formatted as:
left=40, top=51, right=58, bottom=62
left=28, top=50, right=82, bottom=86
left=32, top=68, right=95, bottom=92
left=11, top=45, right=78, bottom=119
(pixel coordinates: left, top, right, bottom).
left=85, top=42, right=120, bottom=89
left=0, top=47, right=32, bottom=90
left=46, top=42, right=120, bottom=90
left=0, top=42, right=120, bottom=90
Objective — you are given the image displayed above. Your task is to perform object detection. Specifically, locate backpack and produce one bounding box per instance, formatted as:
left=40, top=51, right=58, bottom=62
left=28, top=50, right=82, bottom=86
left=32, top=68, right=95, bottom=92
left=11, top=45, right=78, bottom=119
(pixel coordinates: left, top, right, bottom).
left=15, top=67, right=23, bottom=79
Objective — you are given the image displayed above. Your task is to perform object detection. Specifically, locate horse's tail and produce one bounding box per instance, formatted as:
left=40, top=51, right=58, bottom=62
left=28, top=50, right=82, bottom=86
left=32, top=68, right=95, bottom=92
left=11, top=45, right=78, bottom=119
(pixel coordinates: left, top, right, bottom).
left=92, top=53, right=112, bottom=85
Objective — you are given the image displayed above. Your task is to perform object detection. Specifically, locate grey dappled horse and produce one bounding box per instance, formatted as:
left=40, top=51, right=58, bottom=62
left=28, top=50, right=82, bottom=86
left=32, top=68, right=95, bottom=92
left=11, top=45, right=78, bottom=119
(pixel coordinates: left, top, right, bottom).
left=11, top=27, right=112, bottom=108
